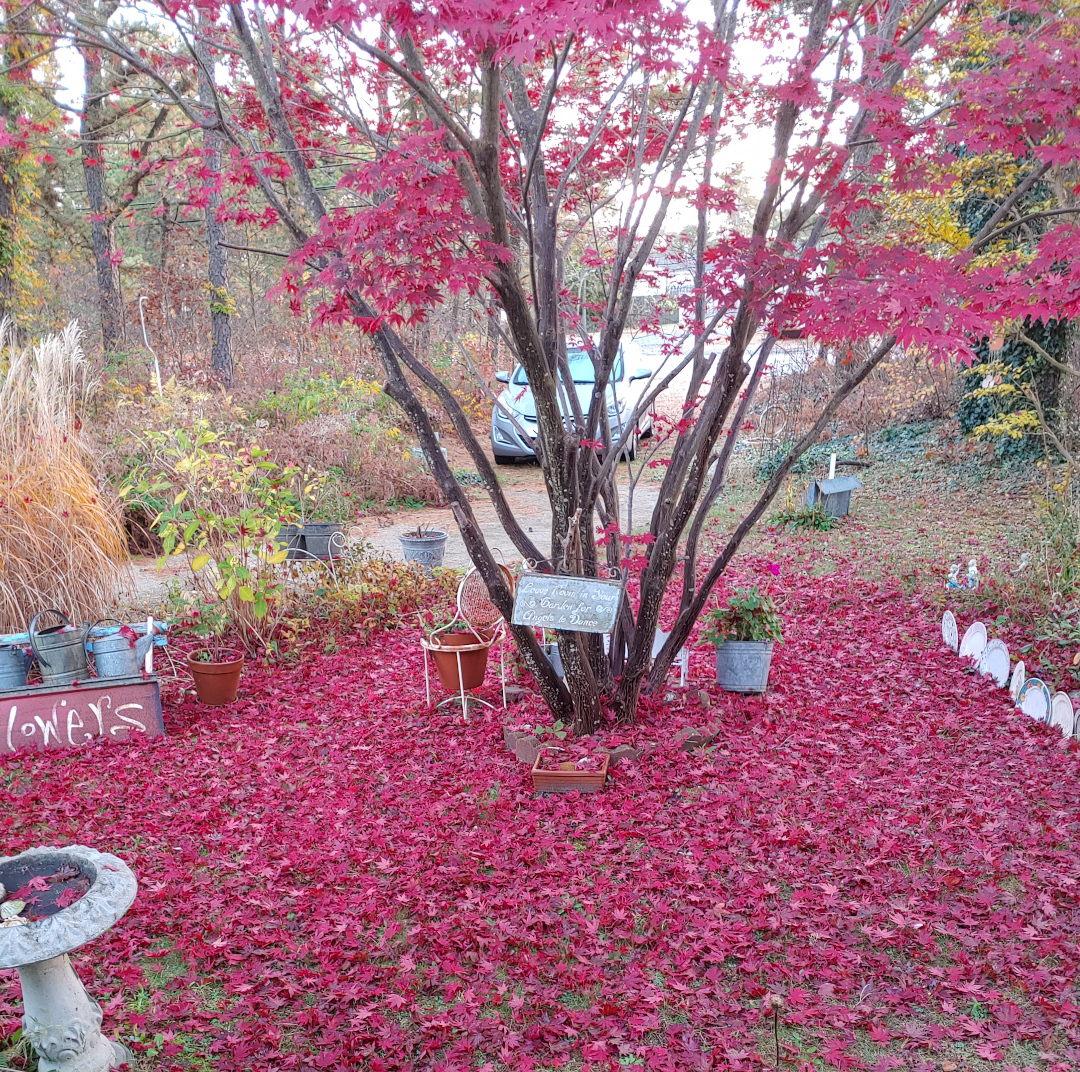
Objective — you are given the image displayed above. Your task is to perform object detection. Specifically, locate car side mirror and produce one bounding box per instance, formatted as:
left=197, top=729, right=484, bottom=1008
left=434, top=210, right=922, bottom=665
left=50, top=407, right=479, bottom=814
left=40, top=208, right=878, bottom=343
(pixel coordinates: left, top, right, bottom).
left=495, top=370, right=510, bottom=383
left=630, top=367, right=653, bottom=381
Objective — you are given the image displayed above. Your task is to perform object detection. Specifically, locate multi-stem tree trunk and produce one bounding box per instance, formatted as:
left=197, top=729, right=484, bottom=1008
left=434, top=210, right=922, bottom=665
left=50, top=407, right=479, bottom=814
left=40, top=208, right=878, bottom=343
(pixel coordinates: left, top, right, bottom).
left=99, top=0, right=963, bottom=733
left=77, top=5, right=123, bottom=355
left=195, top=19, right=233, bottom=387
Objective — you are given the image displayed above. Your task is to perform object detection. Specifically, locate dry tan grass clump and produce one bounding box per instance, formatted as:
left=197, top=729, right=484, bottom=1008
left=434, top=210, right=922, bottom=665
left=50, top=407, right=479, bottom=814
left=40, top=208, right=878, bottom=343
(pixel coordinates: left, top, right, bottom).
left=0, top=320, right=130, bottom=634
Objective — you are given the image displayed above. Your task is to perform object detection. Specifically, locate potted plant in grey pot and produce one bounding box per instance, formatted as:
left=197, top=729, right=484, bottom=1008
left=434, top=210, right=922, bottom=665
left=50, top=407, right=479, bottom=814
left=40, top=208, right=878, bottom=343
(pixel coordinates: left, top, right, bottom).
left=291, top=470, right=347, bottom=560
left=399, top=522, right=448, bottom=573
left=701, top=586, right=782, bottom=694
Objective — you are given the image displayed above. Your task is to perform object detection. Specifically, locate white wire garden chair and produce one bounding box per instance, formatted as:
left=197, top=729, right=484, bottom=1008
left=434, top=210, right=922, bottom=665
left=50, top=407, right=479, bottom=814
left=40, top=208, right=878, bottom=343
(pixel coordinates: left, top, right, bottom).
left=421, top=564, right=515, bottom=716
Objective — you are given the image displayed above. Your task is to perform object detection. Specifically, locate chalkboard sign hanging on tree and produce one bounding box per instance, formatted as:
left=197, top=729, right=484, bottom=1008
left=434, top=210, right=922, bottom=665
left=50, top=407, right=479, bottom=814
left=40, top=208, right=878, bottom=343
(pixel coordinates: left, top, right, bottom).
left=511, top=573, right=623, bottom=634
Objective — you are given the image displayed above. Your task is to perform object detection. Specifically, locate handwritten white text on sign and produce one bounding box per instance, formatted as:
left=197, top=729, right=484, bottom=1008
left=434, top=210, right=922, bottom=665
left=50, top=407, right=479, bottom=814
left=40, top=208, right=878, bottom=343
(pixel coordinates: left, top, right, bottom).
left=511, top=574, right=622, bottom=633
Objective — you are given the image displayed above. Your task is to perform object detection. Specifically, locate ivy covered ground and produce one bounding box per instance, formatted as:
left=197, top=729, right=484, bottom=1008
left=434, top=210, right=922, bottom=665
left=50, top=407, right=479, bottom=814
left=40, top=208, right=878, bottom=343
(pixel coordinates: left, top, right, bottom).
left=3, top=503, right=1080, bottom=1071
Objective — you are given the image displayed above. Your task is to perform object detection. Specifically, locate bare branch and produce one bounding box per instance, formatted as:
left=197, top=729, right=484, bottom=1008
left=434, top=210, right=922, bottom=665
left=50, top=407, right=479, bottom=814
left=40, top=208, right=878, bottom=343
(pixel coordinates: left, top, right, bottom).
left=971, top=207, right=1080, bottom=249
left=967, top=161, right=1054, bottom=253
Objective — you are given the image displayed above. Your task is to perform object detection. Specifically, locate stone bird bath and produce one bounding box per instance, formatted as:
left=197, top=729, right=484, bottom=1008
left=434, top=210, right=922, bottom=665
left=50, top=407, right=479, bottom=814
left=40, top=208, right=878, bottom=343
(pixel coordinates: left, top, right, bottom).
left=0, top=845, right=136, bottom=1072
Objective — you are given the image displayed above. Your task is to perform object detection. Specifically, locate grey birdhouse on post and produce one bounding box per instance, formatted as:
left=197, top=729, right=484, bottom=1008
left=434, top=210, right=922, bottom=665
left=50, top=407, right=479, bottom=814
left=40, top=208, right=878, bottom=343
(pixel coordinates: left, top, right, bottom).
left=804, top=474, right=862, bottom=517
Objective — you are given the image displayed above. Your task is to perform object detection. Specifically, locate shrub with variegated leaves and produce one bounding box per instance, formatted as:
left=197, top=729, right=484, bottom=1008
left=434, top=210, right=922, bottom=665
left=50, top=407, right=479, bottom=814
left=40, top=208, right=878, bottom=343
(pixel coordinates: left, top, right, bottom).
left=122, top=420, right=300, bottom=653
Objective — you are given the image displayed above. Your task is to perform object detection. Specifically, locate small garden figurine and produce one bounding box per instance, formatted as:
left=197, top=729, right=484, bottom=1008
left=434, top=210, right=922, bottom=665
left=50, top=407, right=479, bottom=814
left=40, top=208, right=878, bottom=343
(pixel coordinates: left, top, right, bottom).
left=946, top=558, right=979, bottom=591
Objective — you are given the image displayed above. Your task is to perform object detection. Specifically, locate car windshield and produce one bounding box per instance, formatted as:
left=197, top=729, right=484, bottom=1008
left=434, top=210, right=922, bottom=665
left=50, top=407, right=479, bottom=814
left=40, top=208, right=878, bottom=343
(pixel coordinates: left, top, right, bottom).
left=511, top=348, right=623, bottom=386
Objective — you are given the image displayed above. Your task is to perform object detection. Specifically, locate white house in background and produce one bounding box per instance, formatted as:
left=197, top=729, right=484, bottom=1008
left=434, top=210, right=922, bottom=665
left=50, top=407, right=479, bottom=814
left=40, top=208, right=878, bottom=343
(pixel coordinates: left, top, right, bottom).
left=626, top=252, right=693, bottom=326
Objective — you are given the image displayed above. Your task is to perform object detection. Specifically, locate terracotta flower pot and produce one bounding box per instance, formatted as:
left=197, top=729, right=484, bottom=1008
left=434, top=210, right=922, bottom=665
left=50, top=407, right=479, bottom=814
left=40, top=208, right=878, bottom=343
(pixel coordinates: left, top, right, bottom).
left=188, top=651, right=244, bottom=705
left=429, top=632, right=490, bottom=691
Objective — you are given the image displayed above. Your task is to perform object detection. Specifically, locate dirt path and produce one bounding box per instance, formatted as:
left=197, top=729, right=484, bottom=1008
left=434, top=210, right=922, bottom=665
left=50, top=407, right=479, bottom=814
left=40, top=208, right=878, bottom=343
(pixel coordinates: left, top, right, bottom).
left=352, top=451, right=662, bottom=569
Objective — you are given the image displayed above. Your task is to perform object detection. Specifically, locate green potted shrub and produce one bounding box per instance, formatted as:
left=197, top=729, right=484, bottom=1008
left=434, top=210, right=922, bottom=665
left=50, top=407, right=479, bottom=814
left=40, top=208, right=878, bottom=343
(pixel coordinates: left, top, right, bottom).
left=701, top=586, right=783, bottom=694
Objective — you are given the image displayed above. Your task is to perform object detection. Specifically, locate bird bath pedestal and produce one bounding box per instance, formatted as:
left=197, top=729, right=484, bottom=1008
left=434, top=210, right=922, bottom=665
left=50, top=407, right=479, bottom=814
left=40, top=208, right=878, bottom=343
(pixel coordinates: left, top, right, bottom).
left=0, top=846, right=137, bottom=1072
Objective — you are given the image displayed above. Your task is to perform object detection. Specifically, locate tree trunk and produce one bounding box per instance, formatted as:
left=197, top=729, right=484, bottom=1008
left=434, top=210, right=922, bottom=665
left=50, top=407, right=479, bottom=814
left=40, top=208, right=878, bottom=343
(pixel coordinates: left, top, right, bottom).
left=78, top=32, right=122, bottom=355
left=0, top=82, right=17, bottom=325
left=0, top=0, right=31, bottom=328
left=196, top=19, right=233, bottom=386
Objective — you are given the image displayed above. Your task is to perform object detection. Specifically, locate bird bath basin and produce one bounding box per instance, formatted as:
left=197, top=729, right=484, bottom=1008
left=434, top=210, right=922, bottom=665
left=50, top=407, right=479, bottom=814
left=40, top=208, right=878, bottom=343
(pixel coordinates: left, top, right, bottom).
left=0, top=845, right=136, bottom=1072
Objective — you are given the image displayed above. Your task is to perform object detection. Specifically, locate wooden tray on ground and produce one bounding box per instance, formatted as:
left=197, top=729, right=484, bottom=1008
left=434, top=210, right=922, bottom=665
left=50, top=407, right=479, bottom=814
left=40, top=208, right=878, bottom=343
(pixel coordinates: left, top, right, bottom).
left=531, top=751, right=609, bottom=794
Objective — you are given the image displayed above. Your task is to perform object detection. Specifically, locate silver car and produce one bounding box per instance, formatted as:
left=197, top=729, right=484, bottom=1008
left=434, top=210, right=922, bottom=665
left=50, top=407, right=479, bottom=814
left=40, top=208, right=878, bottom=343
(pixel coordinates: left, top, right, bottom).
left=490, top=343, right=655, bottom=463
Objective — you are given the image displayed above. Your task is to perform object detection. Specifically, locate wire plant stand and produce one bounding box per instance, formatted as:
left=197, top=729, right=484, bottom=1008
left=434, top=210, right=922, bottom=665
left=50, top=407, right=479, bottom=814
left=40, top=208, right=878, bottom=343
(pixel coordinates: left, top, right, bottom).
left=279, top=529, right=348, bottom=588
left=421, top=564, right=515, bottom=718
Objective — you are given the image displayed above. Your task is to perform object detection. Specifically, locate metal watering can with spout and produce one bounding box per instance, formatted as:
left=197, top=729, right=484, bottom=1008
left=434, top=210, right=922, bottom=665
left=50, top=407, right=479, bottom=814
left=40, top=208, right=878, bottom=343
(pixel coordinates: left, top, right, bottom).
left=89, top=619, right=154, bottom=678
left=29, top=609, right=90, bottom=686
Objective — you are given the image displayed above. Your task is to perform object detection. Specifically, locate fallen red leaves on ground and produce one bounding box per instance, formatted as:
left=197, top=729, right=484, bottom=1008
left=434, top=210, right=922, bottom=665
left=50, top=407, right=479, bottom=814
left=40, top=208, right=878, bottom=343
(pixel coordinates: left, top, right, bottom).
left=1, top=558, right=1079, bottom=1071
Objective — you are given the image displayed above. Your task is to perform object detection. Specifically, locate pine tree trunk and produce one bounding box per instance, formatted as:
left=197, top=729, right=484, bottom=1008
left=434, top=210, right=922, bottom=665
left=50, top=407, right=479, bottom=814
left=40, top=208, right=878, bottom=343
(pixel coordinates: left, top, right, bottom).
left=196, top=20, right=233, bottom=386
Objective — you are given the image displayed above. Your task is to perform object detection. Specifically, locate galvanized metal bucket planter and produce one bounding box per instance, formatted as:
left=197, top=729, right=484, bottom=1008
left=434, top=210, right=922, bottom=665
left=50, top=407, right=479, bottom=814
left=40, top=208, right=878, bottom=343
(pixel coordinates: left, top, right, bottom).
left=89, top=619, right=154, bottom=679
left=301, top=523, right=345, bottom=560
left=399, top=530, right=448, bottom=573
left=29, top=610, right=89, bottom=686
left=0, top=645, right=31, bottom=690
left=276, top=523, right=346, bottom=561
left=804, top=475, right=862, bottom=518
left=276, top=523, right=305, bottom=560
left=715, top=640, right=774, bottom=693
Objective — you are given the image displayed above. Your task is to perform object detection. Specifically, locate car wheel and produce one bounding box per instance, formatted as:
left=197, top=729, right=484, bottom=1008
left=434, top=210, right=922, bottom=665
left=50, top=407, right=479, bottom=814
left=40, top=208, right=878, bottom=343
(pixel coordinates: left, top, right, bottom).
left=622, top=430, right=638, bottom=461
left=640, top=408, right=656, bottom=438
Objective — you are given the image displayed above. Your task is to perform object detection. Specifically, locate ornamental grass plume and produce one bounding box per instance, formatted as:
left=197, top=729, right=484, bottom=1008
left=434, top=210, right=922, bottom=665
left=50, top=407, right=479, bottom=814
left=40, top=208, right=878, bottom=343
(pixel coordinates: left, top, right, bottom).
left=0, top=319, right=130, bottom=633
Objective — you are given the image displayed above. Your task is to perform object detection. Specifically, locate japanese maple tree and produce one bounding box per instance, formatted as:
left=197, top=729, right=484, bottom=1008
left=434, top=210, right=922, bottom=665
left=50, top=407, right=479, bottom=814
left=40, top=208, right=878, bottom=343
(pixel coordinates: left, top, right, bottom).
left=55, top=0, right=1080, bottom=730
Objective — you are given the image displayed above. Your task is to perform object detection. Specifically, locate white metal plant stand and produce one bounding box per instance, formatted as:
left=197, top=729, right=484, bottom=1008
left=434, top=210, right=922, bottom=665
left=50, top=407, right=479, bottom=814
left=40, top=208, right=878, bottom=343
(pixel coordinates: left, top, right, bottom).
left=601, top=628, right=689, bottom=686
left=422, top=565, right=514, bottom=718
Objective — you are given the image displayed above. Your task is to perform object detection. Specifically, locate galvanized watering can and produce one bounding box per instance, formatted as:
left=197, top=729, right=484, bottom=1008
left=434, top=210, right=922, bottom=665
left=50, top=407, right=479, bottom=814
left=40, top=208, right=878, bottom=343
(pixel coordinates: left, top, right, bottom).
left=89, top=619, right=154, bottom=678
left=28, top=609, right=90, bottom=686
left=0, top=644, right=31, bottom=690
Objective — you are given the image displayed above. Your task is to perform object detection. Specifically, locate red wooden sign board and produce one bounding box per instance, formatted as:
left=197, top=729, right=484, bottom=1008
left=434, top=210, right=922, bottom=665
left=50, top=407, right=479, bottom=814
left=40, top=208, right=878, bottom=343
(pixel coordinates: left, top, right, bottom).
left=0, top=675, right=164, bottom=756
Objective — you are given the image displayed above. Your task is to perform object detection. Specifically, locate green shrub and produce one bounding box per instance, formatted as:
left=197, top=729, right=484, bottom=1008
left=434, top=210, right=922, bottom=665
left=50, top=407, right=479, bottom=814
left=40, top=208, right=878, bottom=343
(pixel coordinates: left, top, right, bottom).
left=769, top=504, right=835, bottom=531
left=958, top=319, right=1068, bottom=460
left=309, top=548, right=461, bottom=639
left=121, top=421, right=300, bottom=652
left=754, top=441, right=832, bottom=482
left=700, top=586, right=783, bottom=645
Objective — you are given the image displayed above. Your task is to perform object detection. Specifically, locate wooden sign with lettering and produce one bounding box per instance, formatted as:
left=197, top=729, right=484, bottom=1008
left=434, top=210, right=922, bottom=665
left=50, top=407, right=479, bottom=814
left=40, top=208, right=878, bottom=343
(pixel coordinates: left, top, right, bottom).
left=511, top=573, right=623, bottom=633
left=1, top=675, right=164, bottom=755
